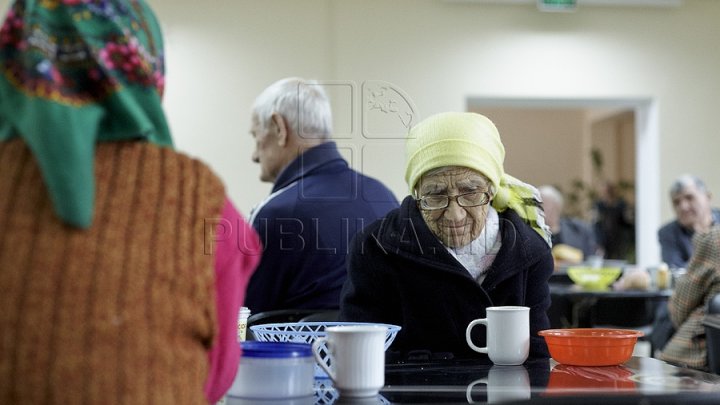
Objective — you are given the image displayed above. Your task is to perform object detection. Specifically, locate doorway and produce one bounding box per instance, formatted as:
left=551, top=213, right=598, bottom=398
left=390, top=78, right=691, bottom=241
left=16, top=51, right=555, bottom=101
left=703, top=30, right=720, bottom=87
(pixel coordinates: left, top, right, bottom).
left=467, top=97, right=659, bottom=269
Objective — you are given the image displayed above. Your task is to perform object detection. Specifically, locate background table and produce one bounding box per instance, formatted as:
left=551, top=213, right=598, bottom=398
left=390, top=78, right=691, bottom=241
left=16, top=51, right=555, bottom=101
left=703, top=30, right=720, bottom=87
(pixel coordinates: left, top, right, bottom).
left=548, top=283, right=672, bottom=331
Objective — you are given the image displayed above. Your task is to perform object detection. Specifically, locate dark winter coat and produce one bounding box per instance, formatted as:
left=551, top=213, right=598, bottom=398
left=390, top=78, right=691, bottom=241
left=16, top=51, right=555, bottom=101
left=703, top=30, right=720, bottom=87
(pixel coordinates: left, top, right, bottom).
left=247, top=143, right=398, bottom=312
left=339, top=196, right=553, bottom=362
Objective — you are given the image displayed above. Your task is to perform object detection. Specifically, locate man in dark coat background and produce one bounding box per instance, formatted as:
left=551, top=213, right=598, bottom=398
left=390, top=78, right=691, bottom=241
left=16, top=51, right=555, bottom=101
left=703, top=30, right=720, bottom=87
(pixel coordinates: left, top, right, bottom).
left=246, top=77, right=398, bottom=313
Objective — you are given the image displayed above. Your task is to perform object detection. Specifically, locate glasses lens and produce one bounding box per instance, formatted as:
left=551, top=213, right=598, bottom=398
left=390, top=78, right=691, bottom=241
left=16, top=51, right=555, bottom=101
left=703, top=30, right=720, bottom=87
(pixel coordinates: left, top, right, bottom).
left=421, top=195, right=448, bottom=209
left=458, top=192, right=487, bottom=207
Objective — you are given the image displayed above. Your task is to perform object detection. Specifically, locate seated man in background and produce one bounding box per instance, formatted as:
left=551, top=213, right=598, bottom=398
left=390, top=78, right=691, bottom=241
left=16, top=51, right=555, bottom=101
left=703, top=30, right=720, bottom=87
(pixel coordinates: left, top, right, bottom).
left=658, top=175, right=720, bottom=268
left=246, top=77, right=398, bottom=313
left=540, top=185, right=598, bottom=328
left=539, top=185, right=597, bottom=266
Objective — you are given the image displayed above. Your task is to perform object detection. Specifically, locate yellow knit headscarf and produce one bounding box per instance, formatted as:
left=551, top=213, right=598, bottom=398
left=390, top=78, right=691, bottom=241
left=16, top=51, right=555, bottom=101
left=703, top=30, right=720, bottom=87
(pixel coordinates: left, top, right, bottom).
left=405, top=112, right=551, bottom=247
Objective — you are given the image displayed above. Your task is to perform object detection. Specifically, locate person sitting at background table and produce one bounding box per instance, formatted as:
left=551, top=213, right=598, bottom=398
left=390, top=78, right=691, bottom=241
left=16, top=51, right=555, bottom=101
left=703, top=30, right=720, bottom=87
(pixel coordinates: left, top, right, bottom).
left=659, top=226, right=720, bottom=371
left=539, top=185, right=598, bottom=266
left=651, top=175, right=719, bottom=352
left=0, top=1, right=261, bottom=403
left=593, top=181, right=634, bottom=261
left=658, top=174, right=720, bottom=269
left=339, top=112, right=553, bottom=361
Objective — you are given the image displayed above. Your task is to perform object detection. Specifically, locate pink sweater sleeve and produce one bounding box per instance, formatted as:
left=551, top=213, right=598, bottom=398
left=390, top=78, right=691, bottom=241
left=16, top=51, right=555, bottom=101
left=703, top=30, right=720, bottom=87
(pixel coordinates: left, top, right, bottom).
left=204, top=198, right=262, bottom=403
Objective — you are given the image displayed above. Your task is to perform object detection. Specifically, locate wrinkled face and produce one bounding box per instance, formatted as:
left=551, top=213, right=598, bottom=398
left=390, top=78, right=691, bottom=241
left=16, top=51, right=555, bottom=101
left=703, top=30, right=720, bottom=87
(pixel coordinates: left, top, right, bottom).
left=672, top=182, right=712, bottom=229
left=250, top=113, right=284, bottom=183
left=417, top=167, right=492, bottom=248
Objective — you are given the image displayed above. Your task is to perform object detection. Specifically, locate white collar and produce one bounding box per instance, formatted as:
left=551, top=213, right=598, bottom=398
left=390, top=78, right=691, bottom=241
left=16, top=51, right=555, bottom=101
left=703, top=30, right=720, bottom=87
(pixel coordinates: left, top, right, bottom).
left=446, top=206, right=502, bottom=281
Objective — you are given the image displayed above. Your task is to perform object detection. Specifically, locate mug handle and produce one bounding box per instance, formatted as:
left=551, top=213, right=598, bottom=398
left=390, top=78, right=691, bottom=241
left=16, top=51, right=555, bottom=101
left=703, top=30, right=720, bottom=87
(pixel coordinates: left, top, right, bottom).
left=465, top=378, right=488, bottom=404
left=466, top=318, right=489, bottom=354
left=312, top=337, right=336, bottom=381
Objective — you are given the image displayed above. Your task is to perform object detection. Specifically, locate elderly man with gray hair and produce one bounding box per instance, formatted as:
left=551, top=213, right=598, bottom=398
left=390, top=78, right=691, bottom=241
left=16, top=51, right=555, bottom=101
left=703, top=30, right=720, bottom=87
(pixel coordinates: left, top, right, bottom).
left=658, top=175, right=720, bottom=268
left=246, top=77, right=398, bottom=313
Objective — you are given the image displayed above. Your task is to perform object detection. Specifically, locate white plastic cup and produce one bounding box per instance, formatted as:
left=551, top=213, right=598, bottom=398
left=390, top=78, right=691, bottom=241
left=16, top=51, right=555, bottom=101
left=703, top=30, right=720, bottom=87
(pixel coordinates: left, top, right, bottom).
left=466, top=306, right=530, bottom=366
left=237, top=307, right=251, bottom=342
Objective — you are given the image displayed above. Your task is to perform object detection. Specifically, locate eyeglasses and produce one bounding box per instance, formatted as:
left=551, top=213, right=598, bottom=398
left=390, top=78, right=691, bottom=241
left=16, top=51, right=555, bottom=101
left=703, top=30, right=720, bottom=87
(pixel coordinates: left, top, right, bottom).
left=417, top=191, right=491, bottom=210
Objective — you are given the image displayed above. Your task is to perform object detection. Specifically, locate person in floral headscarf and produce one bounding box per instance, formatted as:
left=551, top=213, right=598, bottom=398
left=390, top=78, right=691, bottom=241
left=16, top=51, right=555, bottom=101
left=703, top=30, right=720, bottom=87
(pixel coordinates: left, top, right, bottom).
left=0, top=1, right=260, bottom=403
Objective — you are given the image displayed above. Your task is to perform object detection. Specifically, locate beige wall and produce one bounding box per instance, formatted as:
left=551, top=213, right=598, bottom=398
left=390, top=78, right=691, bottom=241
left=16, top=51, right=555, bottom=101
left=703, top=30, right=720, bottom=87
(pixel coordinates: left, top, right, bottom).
left=470, top=107, right=588, bottom=191
left=3, top=0, right=720, bottom=265
left=590, top=111, right=636, bottom=193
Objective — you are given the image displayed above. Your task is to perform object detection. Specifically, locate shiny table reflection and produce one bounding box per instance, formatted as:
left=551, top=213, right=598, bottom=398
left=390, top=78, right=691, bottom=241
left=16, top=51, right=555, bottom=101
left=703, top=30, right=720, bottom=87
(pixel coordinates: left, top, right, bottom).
left=382, top=356, right=720, bottom=404
left=226, top=356, right=720, bottom=404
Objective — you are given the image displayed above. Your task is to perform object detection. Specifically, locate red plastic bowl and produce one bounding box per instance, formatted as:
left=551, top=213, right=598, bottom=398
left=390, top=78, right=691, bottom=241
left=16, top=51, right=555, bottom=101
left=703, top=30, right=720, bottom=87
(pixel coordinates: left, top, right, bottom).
left=538, top=328, right=644, bottom=366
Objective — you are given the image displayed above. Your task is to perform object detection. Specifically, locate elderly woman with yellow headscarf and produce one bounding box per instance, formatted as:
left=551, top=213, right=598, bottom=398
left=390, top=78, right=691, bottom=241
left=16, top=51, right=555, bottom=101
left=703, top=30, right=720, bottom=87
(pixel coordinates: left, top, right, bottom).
left=339, top=112, right=553, bottom=361
left=0, top=1, right=260, bottom=403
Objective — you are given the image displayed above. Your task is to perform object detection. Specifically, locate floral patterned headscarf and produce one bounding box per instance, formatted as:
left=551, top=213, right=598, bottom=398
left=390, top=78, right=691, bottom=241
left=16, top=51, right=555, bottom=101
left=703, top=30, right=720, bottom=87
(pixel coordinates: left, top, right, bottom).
left=0, top=0, right=171, bottom=228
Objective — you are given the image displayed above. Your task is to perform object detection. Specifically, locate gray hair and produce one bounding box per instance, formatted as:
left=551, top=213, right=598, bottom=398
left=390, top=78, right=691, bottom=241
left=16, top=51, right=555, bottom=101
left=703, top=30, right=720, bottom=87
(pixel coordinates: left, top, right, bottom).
left=669, top=174, right=708, bottom=197
left=252, top=77, right=332, bottom=140
left=538, top=185, right=564, bottom=208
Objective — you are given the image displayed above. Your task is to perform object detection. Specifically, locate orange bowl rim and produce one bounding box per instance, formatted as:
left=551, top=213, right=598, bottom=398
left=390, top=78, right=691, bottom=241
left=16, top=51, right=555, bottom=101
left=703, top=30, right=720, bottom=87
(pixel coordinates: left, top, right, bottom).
left=538, top=328, right=644, bottom=338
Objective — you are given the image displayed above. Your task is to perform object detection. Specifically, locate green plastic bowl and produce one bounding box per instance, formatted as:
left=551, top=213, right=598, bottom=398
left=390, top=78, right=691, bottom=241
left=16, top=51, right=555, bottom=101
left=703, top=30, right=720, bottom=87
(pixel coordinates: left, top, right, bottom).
left=567, top=266, right=622, bottom=291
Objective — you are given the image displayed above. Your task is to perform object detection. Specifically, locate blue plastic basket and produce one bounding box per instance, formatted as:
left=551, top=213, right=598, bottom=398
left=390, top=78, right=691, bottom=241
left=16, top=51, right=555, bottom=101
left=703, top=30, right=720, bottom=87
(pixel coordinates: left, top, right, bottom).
left=313, top=378, right=391, bottom=404
left=250, top=322, right=401, bottom=378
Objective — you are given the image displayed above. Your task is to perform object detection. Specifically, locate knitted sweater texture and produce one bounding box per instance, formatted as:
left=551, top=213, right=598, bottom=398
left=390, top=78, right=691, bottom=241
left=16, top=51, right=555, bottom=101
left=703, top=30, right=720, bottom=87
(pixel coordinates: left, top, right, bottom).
left=0, top=139, right=225, bottom=404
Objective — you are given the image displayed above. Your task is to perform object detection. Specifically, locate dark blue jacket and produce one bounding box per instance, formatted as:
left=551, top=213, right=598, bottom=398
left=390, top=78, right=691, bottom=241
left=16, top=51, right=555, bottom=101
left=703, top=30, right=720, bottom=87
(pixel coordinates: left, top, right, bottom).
left=246, top=143, right=398, bottom=313
left=658, top=208, right=720, bottom=268
left=339, top=196, right=553, bottom=362
left=552, top=217, right=598, bottom=258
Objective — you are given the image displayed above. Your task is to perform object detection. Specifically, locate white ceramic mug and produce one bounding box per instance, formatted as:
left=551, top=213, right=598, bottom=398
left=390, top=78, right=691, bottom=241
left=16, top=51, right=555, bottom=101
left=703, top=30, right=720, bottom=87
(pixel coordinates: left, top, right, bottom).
left=466, top=365, right=531, bottom=404
left=312, top=325, right=387, bottom=398
left=465, top=306, right=530, bottom=366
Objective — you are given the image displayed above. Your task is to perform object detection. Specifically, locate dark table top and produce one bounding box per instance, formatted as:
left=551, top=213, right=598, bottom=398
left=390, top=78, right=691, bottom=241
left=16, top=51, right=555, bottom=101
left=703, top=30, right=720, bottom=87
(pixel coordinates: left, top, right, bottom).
left=300, top=356, right=720, bottom=404
left=380, top=356, right=719, bottom=403
left=549, top=283, right=673, bottom=299
left=226, top=356, right=720, bottom=404
left=548, top=282, right=673, bottom=328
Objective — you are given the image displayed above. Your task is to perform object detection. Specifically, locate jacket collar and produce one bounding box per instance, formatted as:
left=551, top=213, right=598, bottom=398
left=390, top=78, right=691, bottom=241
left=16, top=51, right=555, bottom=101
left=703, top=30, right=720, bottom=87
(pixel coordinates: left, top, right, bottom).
left=272, top=142, right=346, bottom=192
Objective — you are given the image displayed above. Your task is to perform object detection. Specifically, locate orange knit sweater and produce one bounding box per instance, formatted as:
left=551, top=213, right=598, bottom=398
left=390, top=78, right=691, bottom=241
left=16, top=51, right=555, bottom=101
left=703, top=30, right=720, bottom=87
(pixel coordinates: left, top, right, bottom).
left=0, top=139, right=226, bottom=404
